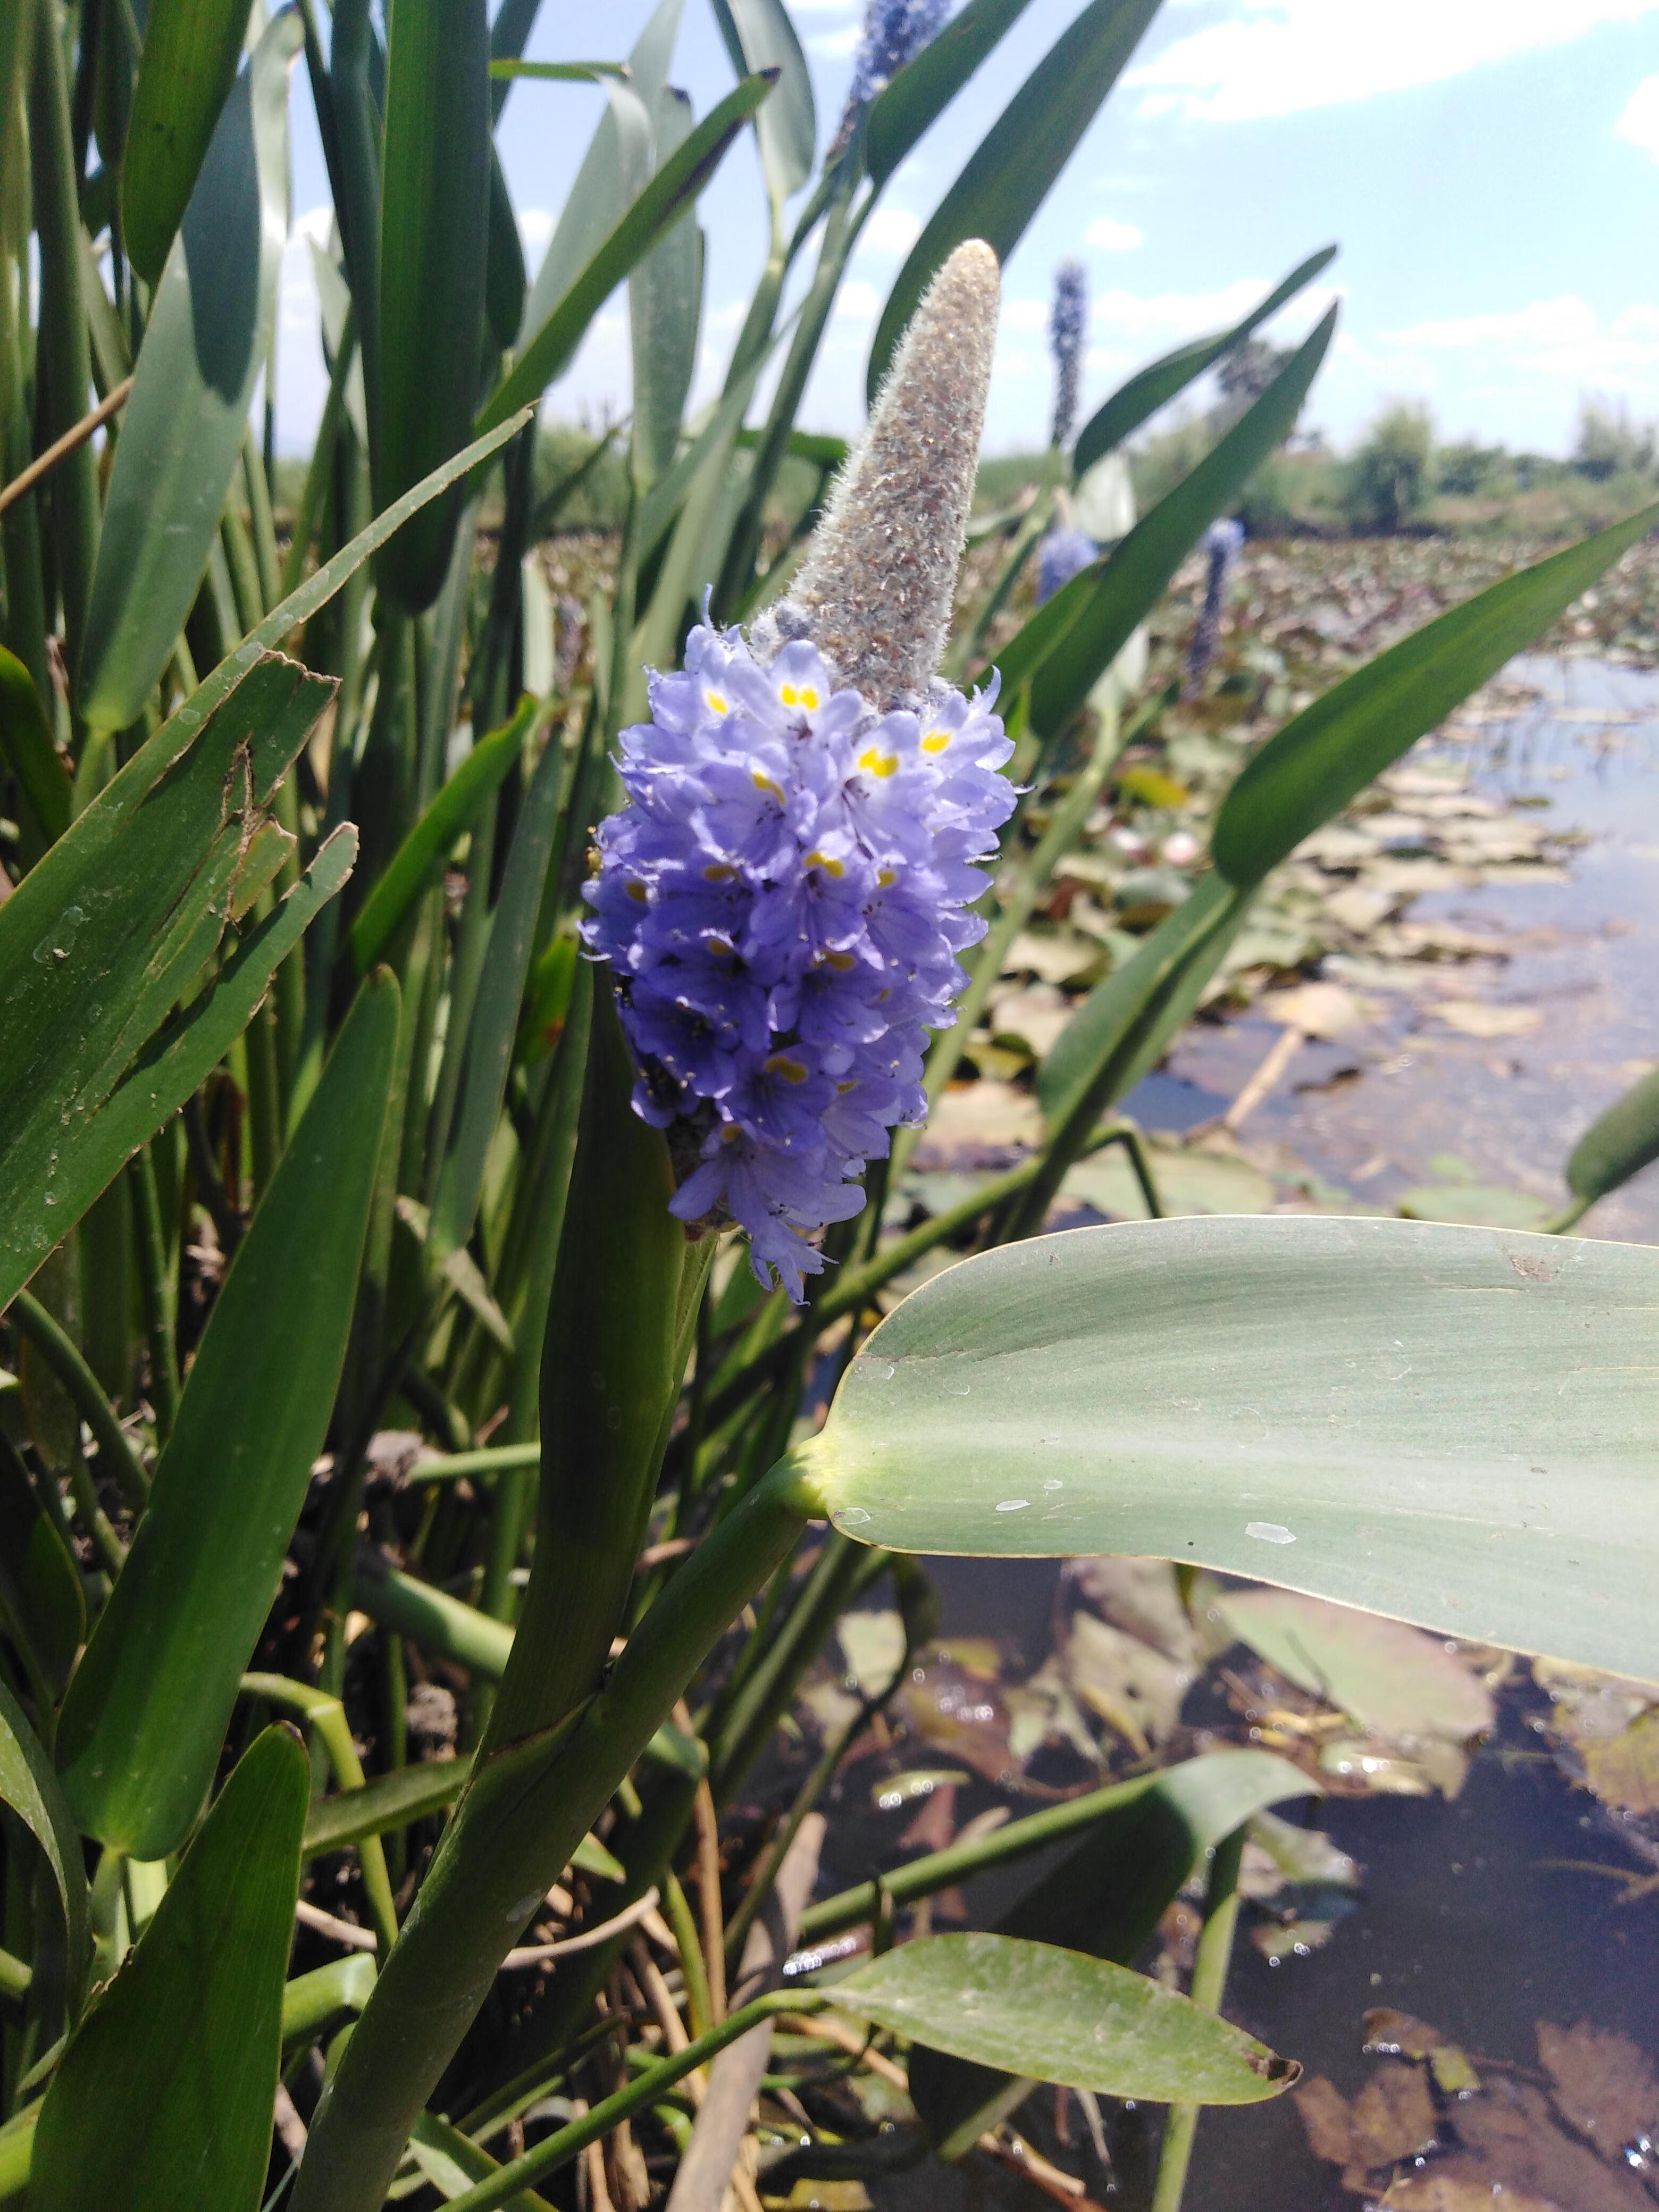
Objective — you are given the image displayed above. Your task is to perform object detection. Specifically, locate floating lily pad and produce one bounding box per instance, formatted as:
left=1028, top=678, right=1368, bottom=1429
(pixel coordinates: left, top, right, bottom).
left=1397, top=1184, right=1551, bottom=1229
left=1215, top=1588, right=1494, bottom=1747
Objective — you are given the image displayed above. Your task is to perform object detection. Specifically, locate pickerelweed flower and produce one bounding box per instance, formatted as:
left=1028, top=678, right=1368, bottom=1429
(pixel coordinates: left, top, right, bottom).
left=1049, top=258, right=1087, bottom=450
left=584, top=242, right=1008, bottom=1301
left=847, top=0, right=950, bottom=111
left=1036, top=524, right=1097, bottom=606
left=1185, top=515, right=1246, bottom=698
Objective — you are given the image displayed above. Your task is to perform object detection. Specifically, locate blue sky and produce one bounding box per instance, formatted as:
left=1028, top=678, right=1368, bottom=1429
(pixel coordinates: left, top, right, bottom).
left=275, top=0, right=1659, bottom=458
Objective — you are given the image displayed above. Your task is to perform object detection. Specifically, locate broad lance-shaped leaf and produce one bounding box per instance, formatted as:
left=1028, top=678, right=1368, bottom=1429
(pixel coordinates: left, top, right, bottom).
left=0, top=1672, right=88, bottom=2015
left=375, top=0, right=491, bottom=612
left=785, top=1216, right=1659, bottom=1683
left=910, top=1749, right=1315, bottom=2154
left=628, top=87, right=705, bottom=492
left=1212, top=495, right=1659, bottom=887
left=56, top=976, right=400, bottom=1858
left=515, top=0, right=680, bottom=345
left=79, top=11, right=300, bottom=735
left=832, top=1933, right=1296, bottom=2105
left=121, top=0, right=256, bottom=283
left=30, top=1727, right=307, bottom=2212
left=0, top=643, right=70, bottom=845
left=1026, top=307, right=1336, bottom=738
left=712, top=0, right=814, bottom=207
left=480, top=72, right=775, bottom=435
left=1568, top=1064, right=1659, bottom=1208
left=0, top=653, right=336, bottom=1312
left=1071, top=244, right=1337, bottom=480
left=867, top=0, right=1162, bottom=402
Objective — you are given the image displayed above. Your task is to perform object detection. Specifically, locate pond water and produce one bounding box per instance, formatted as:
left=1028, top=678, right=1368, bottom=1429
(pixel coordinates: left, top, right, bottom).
left=839, top=659, right=1659, bottom=2209
left=1160, top=656, right=1659, bottom=1243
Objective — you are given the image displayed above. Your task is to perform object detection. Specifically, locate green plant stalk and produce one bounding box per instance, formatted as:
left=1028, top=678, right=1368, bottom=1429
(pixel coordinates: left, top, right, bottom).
left=126, top=1146, right=180, bottom=1443
left=241, top=1674, right=399, bottom=1956
left=0, top=234, right=52, bottom=728
left=421, top=792, right=497, bottom=1199
left=662, top=1865, right=715, bottom=2042
left=242, top=426, right=282, bottom=613
left=65, top=1446, right=127, bottom=1578
left=291, top=1458, right=815, bottom=2212
left=1149, top=1824, right=1246, bottom=2212
left=9, top=1292, right=148, bottom=1513
left=28, top=0, right=101, bottom=694
left=1543, top=1193, right=1593, bottom=1236
left=328, top=0, right=382, bottom=460
left=710, top=1530, right=867, bottom=1805
left=448, top=1991, right=817, bottom=2212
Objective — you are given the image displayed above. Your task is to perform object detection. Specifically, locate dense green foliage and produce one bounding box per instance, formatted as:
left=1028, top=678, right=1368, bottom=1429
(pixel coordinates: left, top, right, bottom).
left=0, top=2, right=1655, bottom=2208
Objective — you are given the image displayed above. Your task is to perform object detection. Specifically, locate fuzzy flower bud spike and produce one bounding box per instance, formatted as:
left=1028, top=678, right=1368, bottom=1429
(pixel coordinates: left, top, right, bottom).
left=583, top=242, right=1012, bottom=1300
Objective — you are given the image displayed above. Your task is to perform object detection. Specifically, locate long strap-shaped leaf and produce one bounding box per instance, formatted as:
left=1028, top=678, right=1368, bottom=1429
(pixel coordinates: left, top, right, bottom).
left=1071, top=245, right=1337, bottom=480
left=121, top=0, right=256, bottom=283
left=55, top=975, right=400, bottom=1858
left=867, top=0, right=1162, bottom=400
left=80, top=11, right=300, bottom=735
left=787, top=1216, right=1659, bottom=1683
left=1026, top=307, right=1336, bottom=737
left=480, top=73, right=777, bottom=434
left=30, top=1727, right=308, bottom=2212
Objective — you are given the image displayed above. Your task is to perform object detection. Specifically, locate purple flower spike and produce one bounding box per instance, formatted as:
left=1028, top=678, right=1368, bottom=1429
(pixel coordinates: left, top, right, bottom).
left=1049, top=259, right=1087, bottom=450
left=583, top=624, right=1015, bottom=1300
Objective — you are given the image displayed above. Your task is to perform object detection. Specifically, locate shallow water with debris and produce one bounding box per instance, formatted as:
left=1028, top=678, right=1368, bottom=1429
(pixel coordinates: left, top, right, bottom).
left=1161, top=657, right=1659, bottom=1242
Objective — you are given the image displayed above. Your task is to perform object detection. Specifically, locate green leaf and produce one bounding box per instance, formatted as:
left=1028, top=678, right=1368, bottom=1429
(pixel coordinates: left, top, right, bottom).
left=481, top=73, right=776, bottom=435
left=910, top=1748, right=1314, bottom=2154
left=984, top=549, right=1103, bottom=700
left=55, top=976, right=400, bottom=1858
left=1036, top=873, right=1245, bottom=1132
left=0, top=653, right=337, bottom=1312
left=867, top=0, right=1162, bottom=403
left=79, top=12, right=301, bottom=734
left=31, top=1727, right=307, bottom=2212
left=485, top=146, right=528, bottom=353
left=792, top=1216, right=1659, bottom=1682
left=0, top=1673, right=88, bottom=2014
left=350, top=698, right=535, bottom=975
left=430, top=720, right=567, bottom=1259
left=282, top=1954, right=378, bottom=2051
left=1071, top=245, right=1337, bottom=479
left=0, top=643, right=70, bottom=844
left=490, top=59, right=630, bottom=81
left=629, top=88, right=705, bottom=491
left=121, top=0, right=256, bottom=283
left=304, top=1757, right=470, bottom=1858
left=713, top=0, right=814, bottom=205
left=1567, top=1064, right=1659, bottom=1206
left=1027, top=308, right=1335, bottom=738
left=375, top=0, right=492, bottom=611
left=865, top=0, right=1035, bottom=189
left=0, top=1435, right=84, bottom=1697
left=832, top=1932, right=1297, bottom=2104
left=516, top=0, right=679, bottom=345
left=1212, top=498, right=1659, bottom=887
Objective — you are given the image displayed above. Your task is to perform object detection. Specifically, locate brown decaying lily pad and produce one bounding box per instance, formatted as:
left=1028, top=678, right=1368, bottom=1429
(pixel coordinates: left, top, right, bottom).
left=1536, top=2019, right=1659, bottom=2162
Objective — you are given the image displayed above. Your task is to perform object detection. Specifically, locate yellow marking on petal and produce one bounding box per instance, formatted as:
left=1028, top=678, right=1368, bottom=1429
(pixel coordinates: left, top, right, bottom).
left=806, top=849, right=844, bottom=878
left=797, top=686, right=819, bottom=709
left=824, top=950, right=856, bottom=971
left=858, top=747, right=899, bottom=778
left=752, top=770, right=784, bottom=800
left=705, top=689, right=729, bottom=714
left=765, top=1053, right=810, bottom=1083
left=703, top=862, right=736, bottom=880
left=837, top=1079, right=858, bottom=1093
left=921, top=728, right=951, bottom=753
left=876, top=868, right=897, bottom=887
left=625, top=880, right=649, bottom=903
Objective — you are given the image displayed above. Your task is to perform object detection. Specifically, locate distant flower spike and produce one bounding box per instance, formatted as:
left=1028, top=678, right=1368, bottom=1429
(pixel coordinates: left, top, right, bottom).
left=1185, top=516, right=1245, bottom=697
left=1049, top=258, right=1087, bottom=450
left=844, top=0, right=949, bottom=116
left=584, top=242, right=1012, bottom=1298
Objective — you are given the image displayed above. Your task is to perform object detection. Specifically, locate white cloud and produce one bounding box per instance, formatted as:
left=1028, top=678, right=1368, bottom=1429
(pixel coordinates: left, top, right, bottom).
left=1130, top=0, right=1659, bottom=121
left=1376, top=295, right=1659, bottom=389
left=1002, top=297, right=1049, bottom=332
left=861, top=206, right=922, bottom=255
left=518, top=207, right=555, bottom=254
left=808, top=22, right=861, bottom=55
left=1086, top=217, right=1144, bottom=250
left=1091, top=277, right=1274, bottom=342
left=833, top=278, right=882, bottom=321
left=1616, top=74, right=1659, bottom=157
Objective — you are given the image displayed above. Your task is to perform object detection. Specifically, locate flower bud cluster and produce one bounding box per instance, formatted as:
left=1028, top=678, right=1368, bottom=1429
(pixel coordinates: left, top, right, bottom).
left=583, top=621, right=1014, bottom=1298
